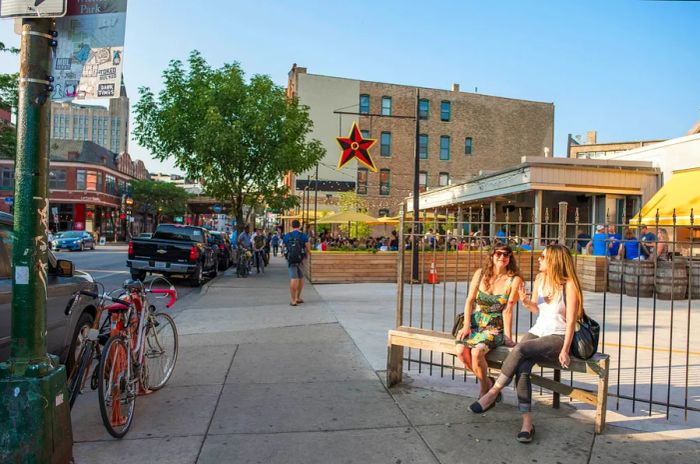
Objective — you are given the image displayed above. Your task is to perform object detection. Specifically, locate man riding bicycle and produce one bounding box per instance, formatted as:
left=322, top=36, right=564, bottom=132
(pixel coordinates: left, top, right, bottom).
left=252, top=228, right=267, bottom=273
left=237, top=225, right=253, bottom=277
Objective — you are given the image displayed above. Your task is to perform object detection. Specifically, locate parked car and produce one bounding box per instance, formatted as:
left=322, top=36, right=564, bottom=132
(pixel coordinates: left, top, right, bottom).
left=0, top=213, right=100, bottom=372
left=127, top=224, right=219, bottom=286
left=51, top=230, right=95, bottom=251
left=209, top=231, right=234, bottom=270
left=137, top=232, right=153, bottom=239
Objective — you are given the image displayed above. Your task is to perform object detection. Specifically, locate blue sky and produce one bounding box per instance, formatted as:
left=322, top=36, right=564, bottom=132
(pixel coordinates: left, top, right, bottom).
left=1, top=0, right=699, bottom=174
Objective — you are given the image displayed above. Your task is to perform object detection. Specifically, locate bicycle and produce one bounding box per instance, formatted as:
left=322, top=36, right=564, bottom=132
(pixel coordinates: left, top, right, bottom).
left=94, top=279, right=178, bottom=438
left=237, top=246, right=252, bottom=278
left=253, top=248, right=266, bottom=274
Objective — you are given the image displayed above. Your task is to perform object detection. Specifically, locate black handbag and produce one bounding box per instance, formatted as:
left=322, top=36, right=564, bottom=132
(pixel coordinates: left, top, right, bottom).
left=571, top=312, right=600, bottom=359
left=451, top=313, right=465, bottom=338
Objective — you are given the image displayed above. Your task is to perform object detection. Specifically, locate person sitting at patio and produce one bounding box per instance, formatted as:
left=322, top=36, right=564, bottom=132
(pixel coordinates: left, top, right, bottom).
left=655, top=229, right=670, bottom=260
left=586, top=225, right=608, bottom=256
left=618, top=228, right=649, bottom=260
left=608, top=225, right=622, bottom=258
left=575, top=228, right=591, bottom=254
left=390, top=230, right=399, bottom=250
left=520, top=239, right=533, bottom=251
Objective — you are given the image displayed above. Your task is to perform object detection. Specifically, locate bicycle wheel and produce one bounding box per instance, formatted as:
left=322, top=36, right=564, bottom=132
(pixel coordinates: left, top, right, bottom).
left=68, top=341, right=94, bottom=409
left=142, top=312, right=178, bottom=391
left=97, top=336, right=136, bottom=438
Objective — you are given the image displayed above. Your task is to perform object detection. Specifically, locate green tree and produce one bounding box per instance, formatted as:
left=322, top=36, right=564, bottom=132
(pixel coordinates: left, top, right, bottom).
left=0, top=41, right=19, bottom=159
left=338, top=191, right=370, bottom=239
left=130, top=179, right=191, bottom=227
left=133, top=51, right=325, bottom=231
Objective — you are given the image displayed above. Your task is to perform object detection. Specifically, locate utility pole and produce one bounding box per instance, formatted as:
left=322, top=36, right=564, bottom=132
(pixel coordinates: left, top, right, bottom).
left=313, top=163, right=319, bottom=236
left=412, top=89, right=420, bottom=281
left=0, top=17, right=73, bottom=464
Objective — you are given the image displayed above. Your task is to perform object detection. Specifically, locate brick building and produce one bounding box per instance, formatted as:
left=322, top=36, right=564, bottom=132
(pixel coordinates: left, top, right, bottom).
left=567, top=130, right=665, bottom=159
left=0, top=140, right=149, bottom=239
left=286, top=65, right=554, bottom=218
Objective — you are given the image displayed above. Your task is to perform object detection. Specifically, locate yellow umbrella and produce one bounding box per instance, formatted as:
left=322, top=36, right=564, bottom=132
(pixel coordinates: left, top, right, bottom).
left=316, top=211, right=378, bottom=224
left=367, top=216, right=400, bottom=226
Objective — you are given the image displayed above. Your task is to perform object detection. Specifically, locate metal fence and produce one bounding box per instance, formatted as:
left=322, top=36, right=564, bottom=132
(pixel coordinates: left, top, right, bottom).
left=396, top=202, right=698, bottom=421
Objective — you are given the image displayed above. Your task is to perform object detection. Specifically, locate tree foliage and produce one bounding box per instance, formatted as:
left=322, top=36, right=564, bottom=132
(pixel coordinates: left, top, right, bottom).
left=338, top=191, right=370, bottom=239
left=130, top=179, right=191, bottom=225
left=133, top=51, right=325, bottom=230
left=0, top=41, right=18, bottom=159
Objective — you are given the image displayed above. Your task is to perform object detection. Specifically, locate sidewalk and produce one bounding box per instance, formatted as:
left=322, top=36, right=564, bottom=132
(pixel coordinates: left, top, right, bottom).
left=69, top=257, right=700, bottom=463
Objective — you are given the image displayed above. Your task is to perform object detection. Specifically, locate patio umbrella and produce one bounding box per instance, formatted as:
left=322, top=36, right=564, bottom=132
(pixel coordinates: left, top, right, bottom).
left=316, top=211, right=378, bottom=224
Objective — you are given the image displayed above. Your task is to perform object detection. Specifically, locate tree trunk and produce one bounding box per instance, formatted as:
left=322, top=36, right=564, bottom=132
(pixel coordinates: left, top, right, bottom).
left=234, top=194, right=244, bottom=233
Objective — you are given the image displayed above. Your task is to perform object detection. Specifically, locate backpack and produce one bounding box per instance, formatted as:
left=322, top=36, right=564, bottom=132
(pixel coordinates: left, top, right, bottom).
left=286, top=232, right=305, bottom=264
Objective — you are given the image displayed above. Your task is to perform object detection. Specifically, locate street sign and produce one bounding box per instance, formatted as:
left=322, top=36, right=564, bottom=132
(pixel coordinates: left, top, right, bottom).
left=3, top=196, right=12, bottom=205
left=0, top=0, right=67, bottom=18
left=212, top=204, right=223, bottom=214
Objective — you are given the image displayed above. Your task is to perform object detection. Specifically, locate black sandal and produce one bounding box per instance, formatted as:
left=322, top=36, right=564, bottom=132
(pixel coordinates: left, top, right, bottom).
left=469, top=398, right=496, bottom=414
left=517, top=425, right=535, bottom=443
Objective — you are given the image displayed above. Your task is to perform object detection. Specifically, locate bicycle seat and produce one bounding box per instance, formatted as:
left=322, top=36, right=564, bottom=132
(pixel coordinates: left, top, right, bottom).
left=106, top=302, right=130, bottom=313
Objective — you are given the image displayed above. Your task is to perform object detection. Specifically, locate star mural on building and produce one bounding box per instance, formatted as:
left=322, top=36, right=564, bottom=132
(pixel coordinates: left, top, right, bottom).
left=336, top=122, right=377, bottom=172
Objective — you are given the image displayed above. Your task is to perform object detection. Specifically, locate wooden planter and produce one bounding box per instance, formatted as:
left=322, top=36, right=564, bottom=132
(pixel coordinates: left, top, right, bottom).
left=306, top=251, right=398, bottom=283
left=574, top=255, right=608, bottom=293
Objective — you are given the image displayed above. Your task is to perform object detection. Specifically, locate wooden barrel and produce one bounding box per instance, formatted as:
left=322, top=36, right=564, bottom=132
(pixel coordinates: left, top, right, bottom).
left=607, top=260, right=623, bottom=293
left=688, top=259, right=700, bottom=299
left=656, top=260, right=688, bottom=300
left=623, top=260, right=655, bottom=297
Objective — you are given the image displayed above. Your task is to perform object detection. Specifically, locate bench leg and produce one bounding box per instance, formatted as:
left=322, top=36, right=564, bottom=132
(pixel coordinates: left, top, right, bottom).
left=595, top=357, right=610, bottom=434
left=387, top=344, right=403, bottom=387
left=553, top=369, right=561, bottom=409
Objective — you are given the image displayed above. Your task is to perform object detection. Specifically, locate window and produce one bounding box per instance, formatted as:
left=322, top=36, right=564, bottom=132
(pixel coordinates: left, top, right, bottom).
left=378, top=209, right=390, bottom=217
left=49, top=169, right=66, bottom=189
left=359, top=94, right=370, bottom=114
left=1, top=168, right=14, bottom=189
left=86, top=171, right=97, bottom=191
left=357, top=168, right=368, bottom=195
left=380, top=132, right=392, bottom=157
left=439, top=172, right=450, bottom=186
left=419, top=134, right=428, bottom=159
left=465, top=137, right=473, bottom=155
left=381, top=96, right=392, bottom=116
left=418, top=99, right=429, bottom=120
left=419, top=171, right=428, bottom=192
left=105, top=175, right=117, bottom=195
left=97, top=172, right=103, bottom=191
left=440, top=135, right=450, bottom=160
left=440, top=101, right=451, bottom=121
left=76, top=169, right=86, bottom=190
left=361, top=129, right=370, bottom=139
left=379, top=169, right=390, bottom=195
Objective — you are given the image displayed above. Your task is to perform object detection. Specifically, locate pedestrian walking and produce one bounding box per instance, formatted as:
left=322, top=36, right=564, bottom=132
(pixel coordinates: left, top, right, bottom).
left=271, top=232, right=280, bottom=256
left=470, top=244, right=583, bottom=444
left=455, top=245, right=522, bottom=399
left=283, top=219, right=310, bottom=306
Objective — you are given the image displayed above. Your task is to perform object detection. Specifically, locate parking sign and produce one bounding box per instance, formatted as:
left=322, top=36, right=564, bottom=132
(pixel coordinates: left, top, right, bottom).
left=0, top=0, right=67, bottom=18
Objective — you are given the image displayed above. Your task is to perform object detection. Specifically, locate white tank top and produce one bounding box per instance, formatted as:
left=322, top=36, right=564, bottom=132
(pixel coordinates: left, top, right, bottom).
left=529, top=283, right=567, bottom=337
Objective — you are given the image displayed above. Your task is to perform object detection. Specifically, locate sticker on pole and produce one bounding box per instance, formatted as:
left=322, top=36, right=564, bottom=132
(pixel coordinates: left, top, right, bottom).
left=51, top=0, right=128, bottom=101
left=0, top=0, right=67, bottom=18
left=15, top=265, right=28, bottom=285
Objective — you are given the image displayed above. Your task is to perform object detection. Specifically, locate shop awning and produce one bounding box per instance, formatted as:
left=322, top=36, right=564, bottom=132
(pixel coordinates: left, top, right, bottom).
left=632, top=167, right=700, bottom=226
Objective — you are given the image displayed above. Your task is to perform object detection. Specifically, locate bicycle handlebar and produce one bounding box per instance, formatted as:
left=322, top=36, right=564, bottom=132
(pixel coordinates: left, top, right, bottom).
left=147, top=288, right=177, bottom=308
left=80, top=290, right=131, bottom=308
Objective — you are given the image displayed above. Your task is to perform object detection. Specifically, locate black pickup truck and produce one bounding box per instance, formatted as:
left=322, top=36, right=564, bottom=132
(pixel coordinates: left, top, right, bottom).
left=127, top=224, right=219, bottom=286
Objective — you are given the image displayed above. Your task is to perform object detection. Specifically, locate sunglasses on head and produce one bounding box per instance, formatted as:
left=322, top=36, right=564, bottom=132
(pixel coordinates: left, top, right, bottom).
left=493, top=250, right=511, bottom=258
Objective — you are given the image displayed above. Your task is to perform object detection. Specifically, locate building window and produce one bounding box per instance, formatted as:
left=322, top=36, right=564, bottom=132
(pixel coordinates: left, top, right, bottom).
left=418, top=99, right=429, bottom=120
left=1, top=168, right=14, bottom=189
left=439, top=172, right=450, bottom=186
left=86, top=171, right=97, bottom=191
left=361, top=129, right=370, bottom=139
left=49, top=169, right=67, bottom=189
left=440, top=135, right=450, bottom=160
left=105, top=175, right=116, bottom=195
left=378, top=209, right=390, bottom=217
left=419, top=134, right=428, bottom=159
left=97, top=171, right=103, bottom=191
left=419, top=171, right=428, bottom=192
left=379, top=169, right=390, bottom=196
left=440, top=101, right=451, bottom=121
left=381, top=96, right=392, bottom=116
left=359, top=94, right=370, bottom=114
left=76, top=170, right=86, bottom=190
left=380, top=131, right=392, bottom=157
left=357, top=168, right=368, bottom=195
left=465, top=137, right=473, bottom=155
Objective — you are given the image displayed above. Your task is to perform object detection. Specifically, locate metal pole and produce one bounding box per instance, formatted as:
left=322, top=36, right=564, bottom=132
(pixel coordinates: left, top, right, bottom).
left=412, top=88, right=420, bottom=280
left=0, top=18, right=72, bottom=463
left=314, top=163, right=319, bottom=236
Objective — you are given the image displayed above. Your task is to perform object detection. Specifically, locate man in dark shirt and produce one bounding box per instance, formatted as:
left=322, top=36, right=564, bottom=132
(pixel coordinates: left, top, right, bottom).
left=576, top=228, right=591, bottom=254
left=283, top=220, right=310, bottom=306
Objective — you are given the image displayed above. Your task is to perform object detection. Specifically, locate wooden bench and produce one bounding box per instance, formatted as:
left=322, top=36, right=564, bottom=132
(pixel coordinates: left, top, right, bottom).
left=387, top=326, right=610, bottom=434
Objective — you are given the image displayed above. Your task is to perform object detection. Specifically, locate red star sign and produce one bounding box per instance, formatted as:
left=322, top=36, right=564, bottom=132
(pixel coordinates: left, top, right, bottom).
left=336, top=122, right=377, bottom=172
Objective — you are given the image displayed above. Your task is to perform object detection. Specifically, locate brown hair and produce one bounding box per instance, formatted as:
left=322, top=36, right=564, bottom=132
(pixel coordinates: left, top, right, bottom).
left=481, top=244, right=520, bottom=292
left=541, top=244, right=584, bottom=319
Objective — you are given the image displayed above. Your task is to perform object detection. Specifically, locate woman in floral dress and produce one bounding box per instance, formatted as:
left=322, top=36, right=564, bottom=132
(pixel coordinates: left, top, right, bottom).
left=455, top=244, right=522, bottom=399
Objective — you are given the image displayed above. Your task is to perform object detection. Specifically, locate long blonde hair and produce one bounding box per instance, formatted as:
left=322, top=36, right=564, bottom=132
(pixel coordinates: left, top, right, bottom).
left=542, top=244, right=584, bottom=320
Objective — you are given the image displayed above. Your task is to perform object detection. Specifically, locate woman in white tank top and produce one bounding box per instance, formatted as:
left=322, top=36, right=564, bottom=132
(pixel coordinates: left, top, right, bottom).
left=469, top=245, right=584, bottom=444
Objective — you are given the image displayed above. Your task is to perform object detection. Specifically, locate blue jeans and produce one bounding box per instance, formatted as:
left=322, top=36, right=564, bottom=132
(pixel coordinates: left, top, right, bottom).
left=496, top=332, right=564, bottom=412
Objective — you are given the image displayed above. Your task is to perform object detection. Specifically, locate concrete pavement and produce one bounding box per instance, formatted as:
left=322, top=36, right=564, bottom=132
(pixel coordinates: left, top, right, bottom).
left=69, top=256, right=700, bottom=463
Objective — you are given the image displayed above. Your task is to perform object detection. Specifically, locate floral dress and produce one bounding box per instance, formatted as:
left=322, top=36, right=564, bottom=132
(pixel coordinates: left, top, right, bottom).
left=457, top=276, right=515, bottom=350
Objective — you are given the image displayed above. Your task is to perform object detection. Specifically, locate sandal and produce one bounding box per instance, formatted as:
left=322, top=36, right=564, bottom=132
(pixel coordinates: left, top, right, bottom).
left=297, top=299, right=304, bottom=304
left=517, top=425, right=535, bottom=443
left=469, top=398, right=496, bottom=414
left=290, top=302, right=297, bottom=306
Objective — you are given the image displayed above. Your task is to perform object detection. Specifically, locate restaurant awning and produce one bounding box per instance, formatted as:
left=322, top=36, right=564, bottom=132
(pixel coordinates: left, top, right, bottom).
left=632, top=167, right=700, bottom=226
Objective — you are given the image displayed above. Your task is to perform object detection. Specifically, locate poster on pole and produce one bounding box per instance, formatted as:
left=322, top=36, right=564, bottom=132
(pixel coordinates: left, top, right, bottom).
left=52, top=0, right=128, bottom=101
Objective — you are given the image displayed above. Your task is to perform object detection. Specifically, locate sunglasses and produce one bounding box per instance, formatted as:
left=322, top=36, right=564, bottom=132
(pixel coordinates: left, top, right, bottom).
left=493, top=251, right=511, bottom=258
left=538, top=254, right=546, bottom=260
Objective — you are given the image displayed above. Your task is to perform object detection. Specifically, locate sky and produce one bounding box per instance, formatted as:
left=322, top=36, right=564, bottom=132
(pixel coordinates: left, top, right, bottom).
left=1, top=0, right=699, bottom=175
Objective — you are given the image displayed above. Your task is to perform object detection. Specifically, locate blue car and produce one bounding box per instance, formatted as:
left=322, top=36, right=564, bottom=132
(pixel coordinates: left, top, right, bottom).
left=51, top=230, right=95, bottom=251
